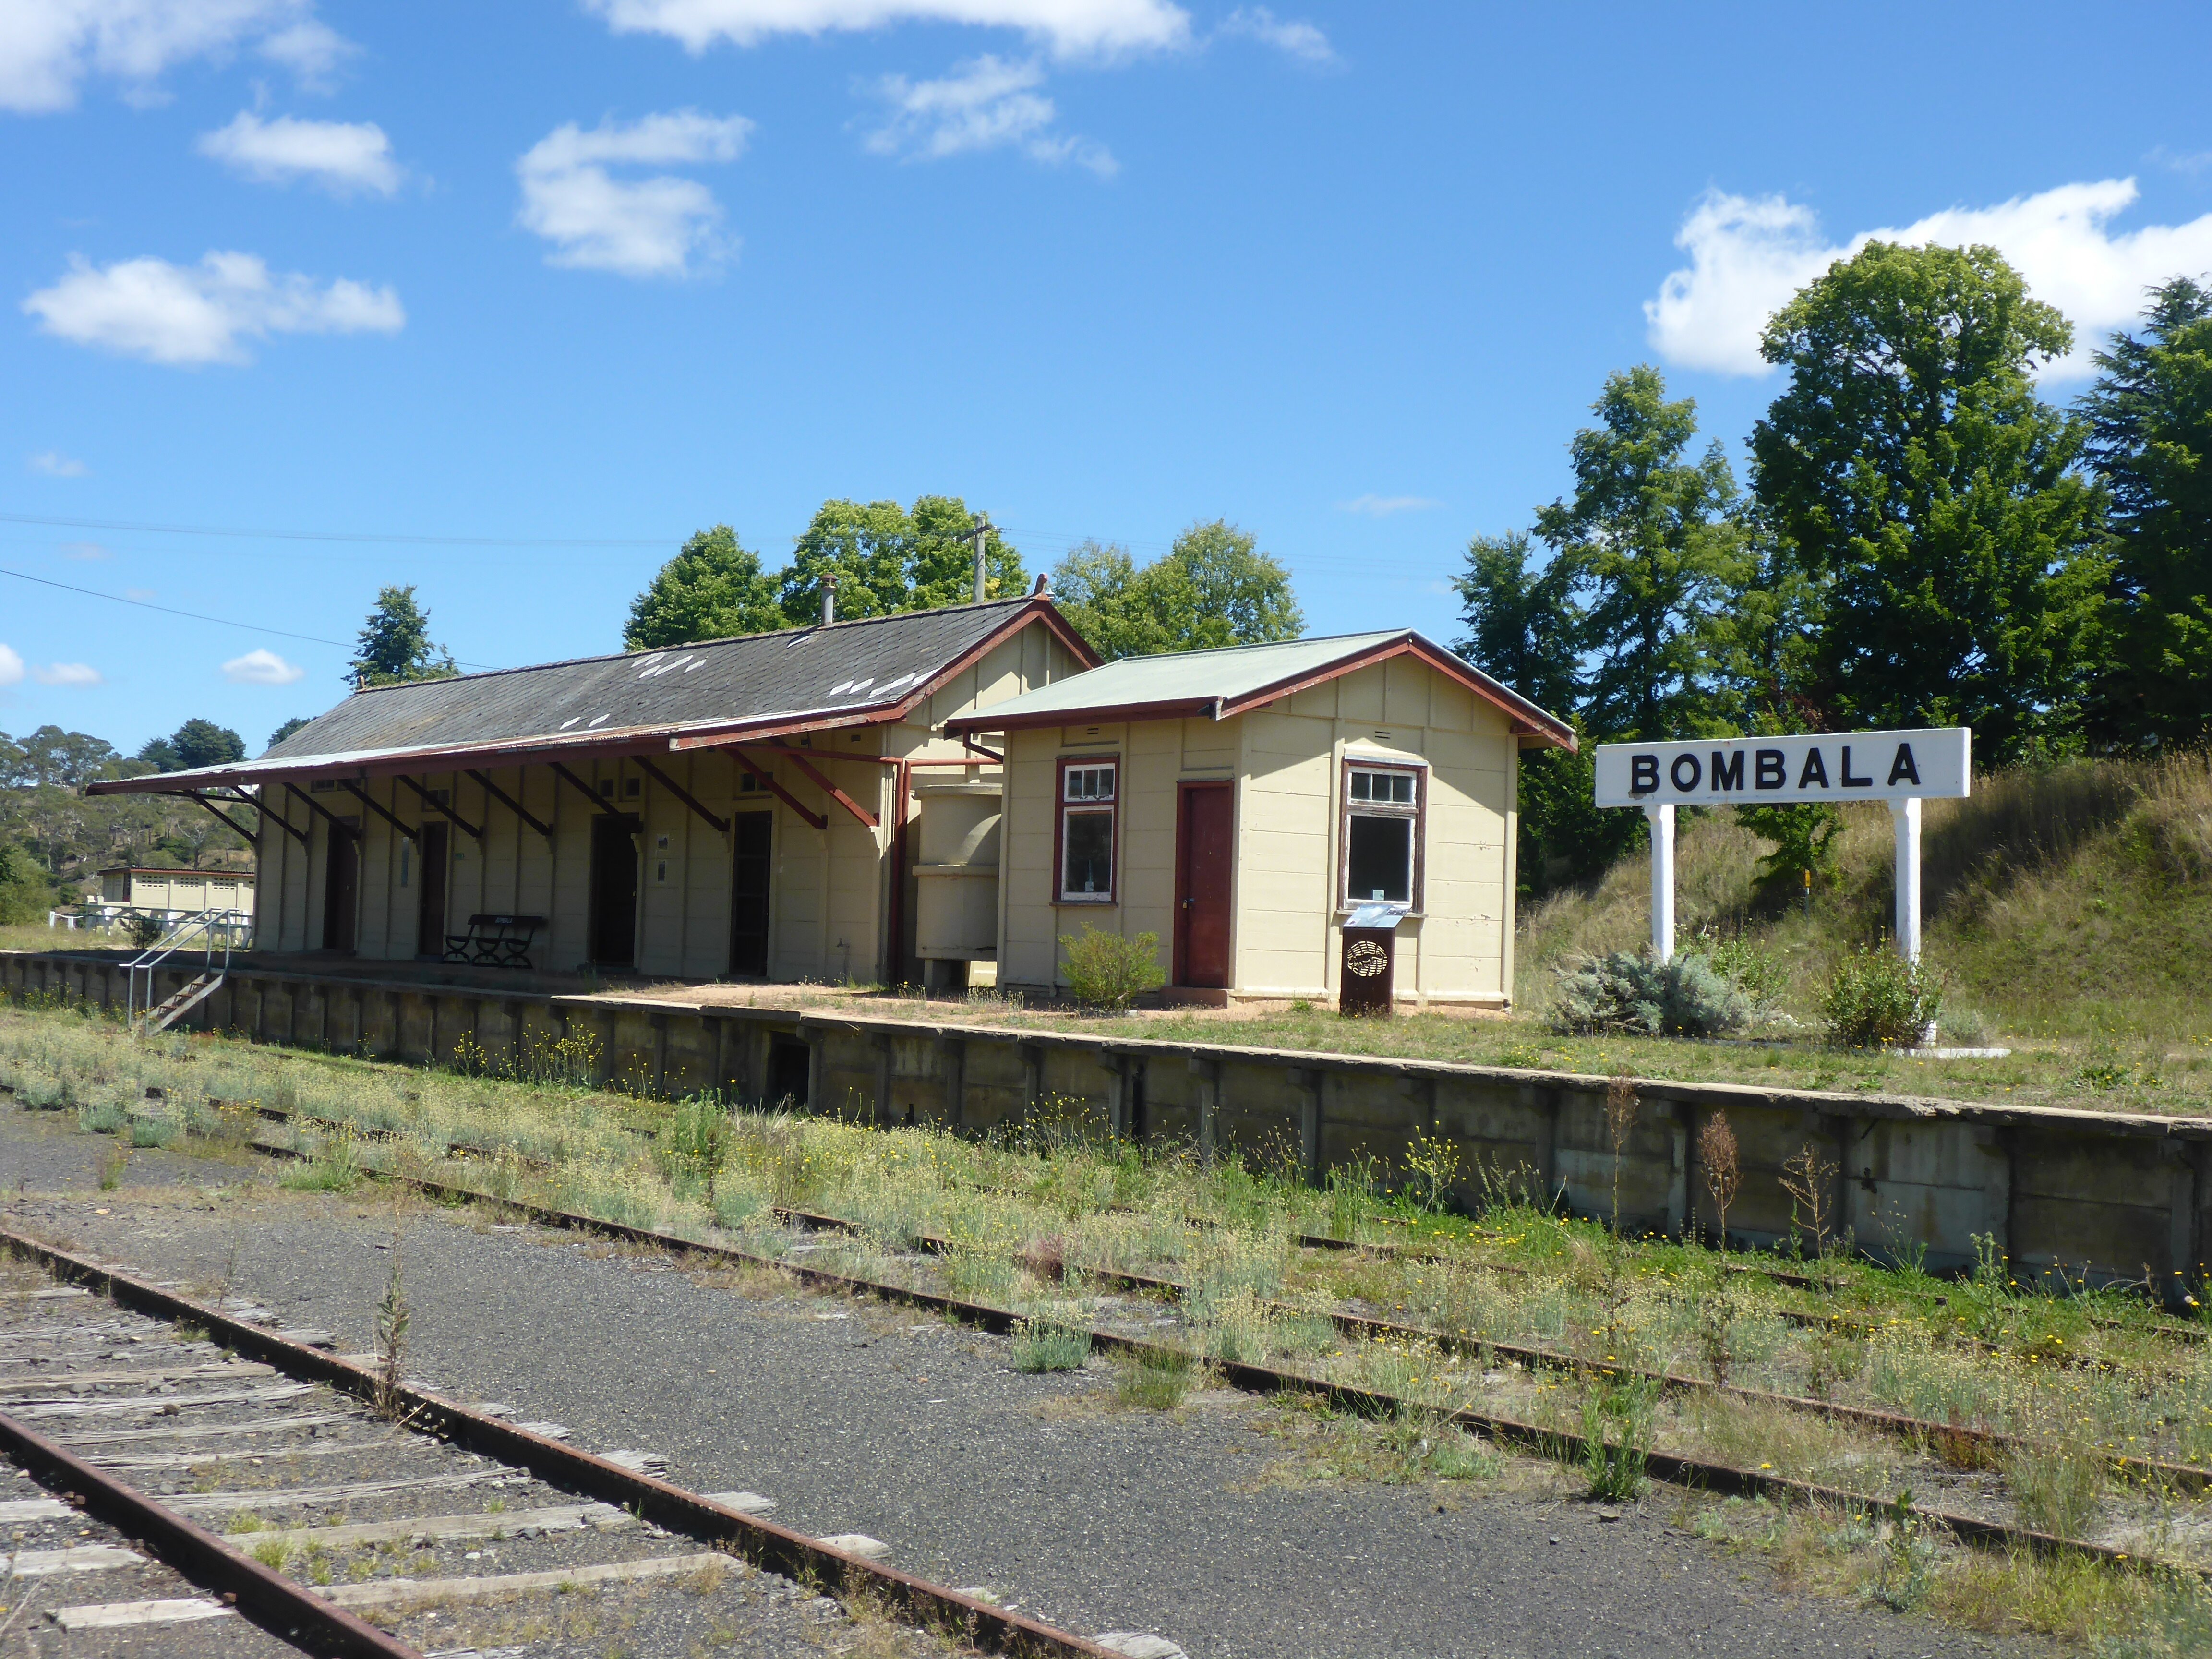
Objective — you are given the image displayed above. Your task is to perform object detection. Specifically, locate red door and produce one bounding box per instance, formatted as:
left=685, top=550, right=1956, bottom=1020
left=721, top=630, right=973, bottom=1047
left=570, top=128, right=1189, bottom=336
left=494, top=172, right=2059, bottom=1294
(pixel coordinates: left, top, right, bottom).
left=1176, top=783, right=1233, bottom=987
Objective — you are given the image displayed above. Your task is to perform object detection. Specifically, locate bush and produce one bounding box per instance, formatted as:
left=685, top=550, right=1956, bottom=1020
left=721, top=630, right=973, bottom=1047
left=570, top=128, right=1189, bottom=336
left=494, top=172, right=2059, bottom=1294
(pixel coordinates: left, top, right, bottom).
left=1058, top=925, right=1166, bottom=1011
left=1011, top=1318, right=1092, bottom=1372
left=1546, top=950, right=1753, bottom=1038
left=1821, top=947, right=1943, bottom=1047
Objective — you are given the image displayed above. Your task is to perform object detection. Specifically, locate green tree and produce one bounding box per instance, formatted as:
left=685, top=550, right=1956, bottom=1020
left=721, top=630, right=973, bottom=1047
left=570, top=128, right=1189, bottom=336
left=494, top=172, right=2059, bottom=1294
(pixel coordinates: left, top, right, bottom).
left=139, top=719, right=243, bottom=773
left=1535, top=365, right=1748, bottom=743
left=1450, top=530, right=1580, bottom=719
left=777, top=496, right=1022, bottom=625
left=267, top=716, right=313, bottom=749
left=624, top=525, right=785, bottom=649
left=349, top=585, right=458, bottom=687
left=1750, top=241, right=2110, bottom=760
left=0, top=837, right=55, bottom=925
left=2080, top=276, right=2212, bottom=747
left=1051, top=520, right=1303, bottom=661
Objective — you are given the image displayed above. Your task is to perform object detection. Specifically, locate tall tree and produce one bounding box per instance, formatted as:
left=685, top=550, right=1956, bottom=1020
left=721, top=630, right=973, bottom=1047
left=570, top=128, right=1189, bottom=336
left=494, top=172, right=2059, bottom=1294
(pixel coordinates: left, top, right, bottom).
left=349, top=586, right=458, bottom=687
left=1450, top=530, right=1580, bottom=719
left=624, top=525, right=784, bottom=649
left=1534, top=365, right=1747, bottom=743
left=1051, top=521, right=1302, bottom=661
left=2080, top=276, right=2212, bottom=746
left=138, top=720, right=245, bottom=773
left=777, top=496, right=1022, bottom=625
left=1751, top=241, right=2109, bottom=760
left=267, top=717, right=313, bottom=750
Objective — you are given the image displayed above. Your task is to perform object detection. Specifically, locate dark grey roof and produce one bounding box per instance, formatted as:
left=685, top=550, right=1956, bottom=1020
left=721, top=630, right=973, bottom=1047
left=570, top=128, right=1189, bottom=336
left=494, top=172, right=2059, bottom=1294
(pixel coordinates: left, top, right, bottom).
left=87, top=598, right=1070, bottom=795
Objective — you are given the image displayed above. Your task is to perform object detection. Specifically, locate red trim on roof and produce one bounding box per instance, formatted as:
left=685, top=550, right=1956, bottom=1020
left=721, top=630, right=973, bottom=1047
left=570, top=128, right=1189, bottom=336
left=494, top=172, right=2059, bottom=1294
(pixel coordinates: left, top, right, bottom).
left=944, top=633, right=1576, bottom=750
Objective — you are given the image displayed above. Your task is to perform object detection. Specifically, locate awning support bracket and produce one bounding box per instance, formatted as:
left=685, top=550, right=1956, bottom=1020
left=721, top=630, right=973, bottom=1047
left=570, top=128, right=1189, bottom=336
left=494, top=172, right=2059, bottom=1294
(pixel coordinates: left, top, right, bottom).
left=633, top=757, right=728, bottom=834
left=728, top=750, right=826, bottom=830
left=769, top=747, right=879, bottom=830
left=286, top=782, right=359, bottom=840
left=184, top=792, right=264, bottom=847
left=337, top=779, right=419, bottom=842
left=394, top=775, right=483, bottom=841
left=466, top=769, right=553, bottom=839
left=551, top=761, right=624, bottom=816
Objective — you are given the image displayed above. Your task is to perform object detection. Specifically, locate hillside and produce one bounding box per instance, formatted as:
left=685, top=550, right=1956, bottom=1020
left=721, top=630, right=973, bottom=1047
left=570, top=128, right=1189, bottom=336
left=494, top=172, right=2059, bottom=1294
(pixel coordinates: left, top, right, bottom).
left=1516, top=751, right=2212, bottom=1044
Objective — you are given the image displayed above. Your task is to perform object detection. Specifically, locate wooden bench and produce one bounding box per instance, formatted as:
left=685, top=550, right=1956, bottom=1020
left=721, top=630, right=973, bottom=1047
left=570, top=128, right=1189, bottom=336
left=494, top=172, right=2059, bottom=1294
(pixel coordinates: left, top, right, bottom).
left=443, top=914, right=546, bottom=970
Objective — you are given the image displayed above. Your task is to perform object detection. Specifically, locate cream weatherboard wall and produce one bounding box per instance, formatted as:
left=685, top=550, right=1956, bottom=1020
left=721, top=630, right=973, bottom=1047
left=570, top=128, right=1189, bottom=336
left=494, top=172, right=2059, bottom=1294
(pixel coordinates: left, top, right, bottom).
left=254, top=621, right=1087, bottom=984
left=997, top=654, right=1521, bottom=1006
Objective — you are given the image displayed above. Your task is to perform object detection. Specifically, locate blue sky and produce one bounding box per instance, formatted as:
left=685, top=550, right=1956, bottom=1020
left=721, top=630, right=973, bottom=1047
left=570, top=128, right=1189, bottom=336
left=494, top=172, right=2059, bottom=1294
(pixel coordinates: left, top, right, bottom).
left=5, top=0, right=2212, bottom=754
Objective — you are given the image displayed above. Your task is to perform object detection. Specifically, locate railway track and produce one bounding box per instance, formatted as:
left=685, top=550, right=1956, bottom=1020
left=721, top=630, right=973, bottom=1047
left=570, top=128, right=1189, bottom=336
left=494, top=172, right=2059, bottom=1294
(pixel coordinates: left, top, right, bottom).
left=0, top=1231, right=1131, bottom=1659
left=225, top=1121, right=2205, bottom=1585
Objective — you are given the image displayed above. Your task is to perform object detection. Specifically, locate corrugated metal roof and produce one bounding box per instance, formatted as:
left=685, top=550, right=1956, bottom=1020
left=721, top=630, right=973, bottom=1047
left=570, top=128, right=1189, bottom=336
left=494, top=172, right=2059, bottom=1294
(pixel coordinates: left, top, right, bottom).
left=942, top=628, right=1574, bottom=745
left=950, top=631, right=1405, bottom=719
left=88, top=598, right=1077, bottom=795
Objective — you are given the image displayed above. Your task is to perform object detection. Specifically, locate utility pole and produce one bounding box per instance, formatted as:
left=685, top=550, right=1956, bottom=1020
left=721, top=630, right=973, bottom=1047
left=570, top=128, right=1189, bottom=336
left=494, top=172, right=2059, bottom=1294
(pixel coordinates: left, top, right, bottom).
left=969, top=514, right=993, bottom=603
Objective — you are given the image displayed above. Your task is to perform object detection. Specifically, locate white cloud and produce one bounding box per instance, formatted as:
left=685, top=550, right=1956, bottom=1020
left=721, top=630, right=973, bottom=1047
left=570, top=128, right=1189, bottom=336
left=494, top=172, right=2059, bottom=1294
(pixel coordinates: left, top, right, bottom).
left=22, top=250, right=403, bottom=366
left=222, top=646, right=303, bottom=684
left=0, top=645, right=21, bottom=687
left=865, top=54, right=1113, bottom=173
left=31, top=661, right=102, bottom=686
left=197, top=111, right=399, bottom=195
left=1338, top=494, right=1441, bottom=517
left=1647, top=179, right=2212, bottom=381
left=27, top=449, right=87, bottom=476
left=516, top=110, right=753, bottom=279
left=62, top=541, right=108, bottom=559
left=0, top=0, right=352, bottom=114
left=254, top=16, right=352, bottom=87
left=1217, top=6, right=1331, bottom=62
left=582, top=0, right=1189, bottom=60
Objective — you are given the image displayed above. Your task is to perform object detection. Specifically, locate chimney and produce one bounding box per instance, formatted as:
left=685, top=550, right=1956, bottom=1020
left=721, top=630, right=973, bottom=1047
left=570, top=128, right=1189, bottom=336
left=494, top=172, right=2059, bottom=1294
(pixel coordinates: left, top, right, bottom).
left=970, top=514, right=992, bottom=603
left=821, top=574, right=838, bottom=627
left=1033, top=572, right=1050, bottom=596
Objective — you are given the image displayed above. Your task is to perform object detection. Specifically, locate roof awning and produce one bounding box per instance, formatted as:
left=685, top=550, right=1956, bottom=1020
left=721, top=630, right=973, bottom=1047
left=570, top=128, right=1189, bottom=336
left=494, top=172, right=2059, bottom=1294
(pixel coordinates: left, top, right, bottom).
left=83, top=705, right=905, bottom=798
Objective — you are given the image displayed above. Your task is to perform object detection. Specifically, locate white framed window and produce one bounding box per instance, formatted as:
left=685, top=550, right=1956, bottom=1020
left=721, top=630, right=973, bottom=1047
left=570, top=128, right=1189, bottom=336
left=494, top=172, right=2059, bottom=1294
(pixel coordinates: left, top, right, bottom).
left=1057, top=757, right=1118, bottom=902
left=1340, top=760, right=1424, bottom=909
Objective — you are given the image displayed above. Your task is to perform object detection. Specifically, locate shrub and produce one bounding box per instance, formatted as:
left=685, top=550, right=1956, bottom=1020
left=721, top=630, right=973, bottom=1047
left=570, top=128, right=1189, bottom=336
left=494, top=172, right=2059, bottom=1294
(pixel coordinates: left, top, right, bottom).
left=1058, top=925, right=1166, bottom=1012
left=1011, top=1318, right=1092, bottom=1372
left=1546, top=950, right=1753, bottom=1038
left=1114, top=1346, right=1195, bottom=1410
left=1821, top=947, right=1943, bottom=1047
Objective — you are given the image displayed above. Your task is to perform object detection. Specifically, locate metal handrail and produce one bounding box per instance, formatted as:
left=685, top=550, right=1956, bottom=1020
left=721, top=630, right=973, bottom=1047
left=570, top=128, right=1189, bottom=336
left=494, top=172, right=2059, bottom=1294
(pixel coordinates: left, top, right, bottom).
left=123, top=908, right=247, bottom=1031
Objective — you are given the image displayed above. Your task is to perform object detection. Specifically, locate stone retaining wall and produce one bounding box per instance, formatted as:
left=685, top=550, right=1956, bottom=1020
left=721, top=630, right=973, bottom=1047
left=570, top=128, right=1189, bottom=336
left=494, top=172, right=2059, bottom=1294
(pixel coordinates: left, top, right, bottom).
left=6, top=950, right=2205, bottom=1302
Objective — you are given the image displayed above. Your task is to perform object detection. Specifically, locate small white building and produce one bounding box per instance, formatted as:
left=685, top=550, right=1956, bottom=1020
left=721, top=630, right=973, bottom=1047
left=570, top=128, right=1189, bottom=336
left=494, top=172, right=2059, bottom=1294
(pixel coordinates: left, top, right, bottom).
left=95, top=866, right=256, bottom=922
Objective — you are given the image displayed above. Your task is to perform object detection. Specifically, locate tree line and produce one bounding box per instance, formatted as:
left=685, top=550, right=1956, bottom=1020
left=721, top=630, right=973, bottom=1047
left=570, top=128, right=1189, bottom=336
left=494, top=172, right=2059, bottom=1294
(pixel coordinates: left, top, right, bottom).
left=1454, top=242, right=2212, bottom=895
left=623, top=495, right=1303, bottom=662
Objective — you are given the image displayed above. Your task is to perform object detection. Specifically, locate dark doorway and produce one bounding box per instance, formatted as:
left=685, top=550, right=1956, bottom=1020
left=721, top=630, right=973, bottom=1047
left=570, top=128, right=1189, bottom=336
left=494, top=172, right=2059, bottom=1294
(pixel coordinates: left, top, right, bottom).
left=321, top=823, right=359, bottom=953
left=1175, top=782, right=1233, bottom=987
left=589, top=814, right=640, bottom=967
left=768, top=1038, right=811, bottom=1107
left=415, top=822, right=449, bottom=959
left=729, top=811, right=772, bottom=977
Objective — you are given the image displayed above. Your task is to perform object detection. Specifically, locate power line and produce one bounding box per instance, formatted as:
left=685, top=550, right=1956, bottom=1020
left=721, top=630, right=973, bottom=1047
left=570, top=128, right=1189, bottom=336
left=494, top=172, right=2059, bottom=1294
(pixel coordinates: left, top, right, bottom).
left=0, top=566, right=499, bottom=670
left=0, top=511, right=670, bottom=550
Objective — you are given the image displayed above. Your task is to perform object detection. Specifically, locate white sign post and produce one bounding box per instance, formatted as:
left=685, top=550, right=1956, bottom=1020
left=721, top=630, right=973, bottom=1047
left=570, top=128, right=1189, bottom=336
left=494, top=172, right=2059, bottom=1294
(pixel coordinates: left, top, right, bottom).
left=1593, top=728, right=1971, bottom=963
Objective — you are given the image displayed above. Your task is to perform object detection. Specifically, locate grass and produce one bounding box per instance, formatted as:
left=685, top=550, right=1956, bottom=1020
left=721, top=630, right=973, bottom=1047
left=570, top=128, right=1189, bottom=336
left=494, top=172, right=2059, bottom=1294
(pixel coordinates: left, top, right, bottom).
left=7, top=994, right=2212, bottom=1649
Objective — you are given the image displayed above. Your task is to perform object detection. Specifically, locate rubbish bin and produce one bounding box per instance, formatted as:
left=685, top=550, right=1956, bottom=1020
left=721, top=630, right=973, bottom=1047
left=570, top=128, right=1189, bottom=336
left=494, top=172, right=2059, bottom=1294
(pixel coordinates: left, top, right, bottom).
left=1339, top=902, right=1405, bottom=1017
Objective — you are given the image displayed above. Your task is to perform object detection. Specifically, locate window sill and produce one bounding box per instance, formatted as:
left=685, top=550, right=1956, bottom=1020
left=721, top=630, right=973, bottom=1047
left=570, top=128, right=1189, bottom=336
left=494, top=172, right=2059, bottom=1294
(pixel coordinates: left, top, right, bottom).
left=1336, top=908, right=1424, bottom=921
left=1053, top=896, right=1118, bottom=907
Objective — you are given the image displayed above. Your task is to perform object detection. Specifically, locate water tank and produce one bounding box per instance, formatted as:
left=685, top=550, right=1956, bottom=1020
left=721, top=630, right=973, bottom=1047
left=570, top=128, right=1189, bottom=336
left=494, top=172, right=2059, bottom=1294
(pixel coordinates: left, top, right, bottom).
left=914, top=782, right=1001, bottom=961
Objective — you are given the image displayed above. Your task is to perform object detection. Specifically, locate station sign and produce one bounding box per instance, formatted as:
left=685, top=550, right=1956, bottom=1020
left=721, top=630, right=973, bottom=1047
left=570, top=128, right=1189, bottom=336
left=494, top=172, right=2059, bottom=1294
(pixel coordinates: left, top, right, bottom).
left=1593, top=727, right=1971, bottom=809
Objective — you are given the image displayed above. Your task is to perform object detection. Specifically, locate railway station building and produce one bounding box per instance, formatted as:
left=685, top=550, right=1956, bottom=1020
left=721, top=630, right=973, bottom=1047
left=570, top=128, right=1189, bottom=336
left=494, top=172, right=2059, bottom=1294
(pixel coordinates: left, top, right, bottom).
left=85, top=601, right=1571, bottom=1007
left=944, top=630, right=1574, bottom=1010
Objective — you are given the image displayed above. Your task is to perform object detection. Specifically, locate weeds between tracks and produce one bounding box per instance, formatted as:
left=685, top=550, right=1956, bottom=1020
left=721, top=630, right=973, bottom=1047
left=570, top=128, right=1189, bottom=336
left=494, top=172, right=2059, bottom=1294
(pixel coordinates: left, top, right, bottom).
left=7, top=1001, right=2212, bottom=1650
